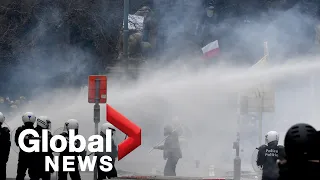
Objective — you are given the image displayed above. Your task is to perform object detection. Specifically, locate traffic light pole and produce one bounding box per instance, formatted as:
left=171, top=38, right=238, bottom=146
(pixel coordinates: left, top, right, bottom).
left=93, top=78, right=101, bottom=180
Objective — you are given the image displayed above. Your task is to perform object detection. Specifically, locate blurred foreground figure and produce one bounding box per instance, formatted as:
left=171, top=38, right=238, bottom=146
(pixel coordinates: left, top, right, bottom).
left=57, top=119, right=85, bottom=180
left=154, top=125, right=182, bottom=176
left=15, top=112, right=37, bottom=180
left=31, top=116, right=53, bottom=180
left=256, top=131, right=285, bottom=180
left=96, top=123, right=118, bottom=180
left=0, top=112, right=10, bottom=180
left=278, top=123, right=320, bottom=180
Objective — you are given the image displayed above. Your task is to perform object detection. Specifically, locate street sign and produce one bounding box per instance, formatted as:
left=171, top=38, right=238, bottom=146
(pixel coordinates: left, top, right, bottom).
left=88, top=75, right=107, bottom=180
left=246, top=41, right=275, bottom=113
left=245, top=86, right=275, bottom=112
left=107, top=104, right=141, bottom=160
left=88, top=75, right=107, bottom=103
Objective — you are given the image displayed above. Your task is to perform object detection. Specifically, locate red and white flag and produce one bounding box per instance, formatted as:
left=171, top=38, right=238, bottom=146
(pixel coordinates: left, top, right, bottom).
left=201, top=40, right=220, bottom=58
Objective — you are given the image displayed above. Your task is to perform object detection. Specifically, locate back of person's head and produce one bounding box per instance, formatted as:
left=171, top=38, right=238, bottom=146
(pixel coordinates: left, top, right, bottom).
left=265, top=130, right=279, bottom=145
left=279, top=124, right=320, bottom=180
left=284, top=123, right=317, bottom=162
left=164, top=125, right=173, bottom=136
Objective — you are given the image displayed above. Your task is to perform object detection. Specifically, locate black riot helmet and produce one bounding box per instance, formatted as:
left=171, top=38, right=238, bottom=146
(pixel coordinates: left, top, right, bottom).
left=284, top=123, right=317, bottom=161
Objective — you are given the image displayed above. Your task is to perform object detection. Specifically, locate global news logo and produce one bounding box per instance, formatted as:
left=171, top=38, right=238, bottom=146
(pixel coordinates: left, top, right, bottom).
left=18, top=129, right=115, bottom=172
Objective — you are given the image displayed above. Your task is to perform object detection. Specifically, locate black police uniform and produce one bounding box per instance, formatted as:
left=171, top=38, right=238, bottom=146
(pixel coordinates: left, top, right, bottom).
left=57, top=132, right=82, bottom=180
left=15, top=123, right=37, bottom=180
left=0, top=126, right=10, bottom=180
left=257, top=141, right=285, bottom=180
left=96, top=132, right=118, bottom=180
left=30, top=128, right=54, bottom=180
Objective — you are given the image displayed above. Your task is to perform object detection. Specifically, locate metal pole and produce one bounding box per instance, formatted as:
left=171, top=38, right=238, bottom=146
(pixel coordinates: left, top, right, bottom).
left=123, top=0, right=129, bottom=68
left=259, top=41, right=268, bottom=146
left=93, top=79, right=101, bottom=180
left=233, top=129, right=241, bottom=180
left=233, top=131, right=241, bottom=180
left=233, top=94, right=242, bottom=180
left=259, top=94, right=264, bottom=145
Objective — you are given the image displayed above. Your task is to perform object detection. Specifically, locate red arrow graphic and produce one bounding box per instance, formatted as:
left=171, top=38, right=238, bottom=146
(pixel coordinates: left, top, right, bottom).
left=106, top=104, right=142, bottom=160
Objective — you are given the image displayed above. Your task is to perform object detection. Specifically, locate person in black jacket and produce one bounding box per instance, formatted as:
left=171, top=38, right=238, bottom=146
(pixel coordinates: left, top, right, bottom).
left=96, top=123, right=118, bottom=180
left=0, top=112, right=10, bottom=180
left=30, top=116, right=53, bottom=180
left=256, top=131, right=285, bottom=180
left=153, top=125, right=182, bottom=176
left=57, top=119, right=85, bottom=180
left=15, top=112, right=37, bottom=180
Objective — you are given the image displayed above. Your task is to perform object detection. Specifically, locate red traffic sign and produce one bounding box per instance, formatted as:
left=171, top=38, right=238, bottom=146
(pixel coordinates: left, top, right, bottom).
left=88, top=75, right=107, bottom=103
left=106, top=104, right=141, bottom=160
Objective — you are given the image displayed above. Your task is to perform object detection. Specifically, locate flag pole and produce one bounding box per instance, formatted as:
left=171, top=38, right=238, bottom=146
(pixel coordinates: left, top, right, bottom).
left=258, top=41, right=269, bottom=145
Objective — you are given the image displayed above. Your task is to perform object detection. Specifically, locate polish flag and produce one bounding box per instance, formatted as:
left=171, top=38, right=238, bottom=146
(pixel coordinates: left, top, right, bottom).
left=202, top=40, right=220, bottom=58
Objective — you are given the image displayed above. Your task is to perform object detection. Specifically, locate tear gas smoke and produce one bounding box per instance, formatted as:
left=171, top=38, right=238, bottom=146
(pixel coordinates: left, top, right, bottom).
left=6, top=59, right=320, bottom=177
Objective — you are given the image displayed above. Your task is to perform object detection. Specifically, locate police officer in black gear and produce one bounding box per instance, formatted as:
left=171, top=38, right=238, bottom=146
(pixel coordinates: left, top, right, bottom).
left=154, top=125, right=182, bottom=176
left=278, top=123, right=320, bottom=180
left=30, top=116, right=54, bottom=180
left=96, top=123, right=118, bottom=180
left=57, top=119, right=85, bottom=180
left=256, top=130, right=285, bottom=180
left=0, top=112, right=10, bottom=180
left=15, top=112, right=37, bottom=180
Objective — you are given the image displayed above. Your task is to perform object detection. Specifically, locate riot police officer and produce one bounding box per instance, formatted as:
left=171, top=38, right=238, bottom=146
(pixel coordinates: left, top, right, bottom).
left=256, top=131, right=285, bottom=180
left=278, top=123, right=320, bottom=180
left=15, top=112, right=37, bottom=180
left=96, top=123, right=118, bottom=180
left=0, top=112, right=10, bottom=180
left=31, top=116, right=53, bottom=180
left=57, top=119, right=85, bottom=180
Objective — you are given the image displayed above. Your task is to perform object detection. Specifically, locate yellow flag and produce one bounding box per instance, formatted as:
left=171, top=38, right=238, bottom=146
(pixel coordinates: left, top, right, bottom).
left=247, top=41, right=275, bottom=112
left=251, top=41, right=269, bottom=69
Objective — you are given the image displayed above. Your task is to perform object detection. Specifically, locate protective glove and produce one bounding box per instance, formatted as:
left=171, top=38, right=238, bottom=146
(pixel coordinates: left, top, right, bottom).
left=277, top=159, right=289, bottom=180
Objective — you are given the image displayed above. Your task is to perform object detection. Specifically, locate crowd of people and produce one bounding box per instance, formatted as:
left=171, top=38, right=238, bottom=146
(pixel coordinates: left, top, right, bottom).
left=0, top=96, right=29, bottom=116
left=0, top=109, right=319, bottom=180
left=0, top=112, right=119, bottom=180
